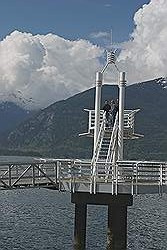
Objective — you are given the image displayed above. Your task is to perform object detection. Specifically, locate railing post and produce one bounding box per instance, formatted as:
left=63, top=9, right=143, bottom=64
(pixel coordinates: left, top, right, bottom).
left=165, top=164, right=167, bottom=185
left=15, top=164, right=19, bottom=177
left=135, top=163, right=138, bottom=195
left=56, top=161, right=60, bottom=182
left=89, top=110, right=92, bottom=131
left=159, top=164, right=163, bottom=195
left=8, top=164, right=12, bottom=188
left=115, top=163, right=118, bottom=195
left=71, top=160, right=76, bottom=193
left=54, top=162, right=57, bottom=183
left=32, top=164, right=35, bottom=186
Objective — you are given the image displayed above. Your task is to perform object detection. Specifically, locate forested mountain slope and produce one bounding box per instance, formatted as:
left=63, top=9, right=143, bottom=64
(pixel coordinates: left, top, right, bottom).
left=4, top=80, right=167, bottom=160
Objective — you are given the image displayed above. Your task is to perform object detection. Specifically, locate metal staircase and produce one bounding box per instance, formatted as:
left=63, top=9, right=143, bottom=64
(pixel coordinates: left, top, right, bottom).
left=96, top=120, right=118, bottom=163
left=79, top=107, right=143, bottom=193
left=92, top=114, right=118, bottom=162
left=98, top=128, right=113, bottom=161
left=91, top=114, right=119, bottom=187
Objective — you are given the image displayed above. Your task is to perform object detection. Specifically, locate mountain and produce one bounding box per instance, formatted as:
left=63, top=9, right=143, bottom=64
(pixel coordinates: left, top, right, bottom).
left=3, top=80, right=167, bottom=160
left=5, top=90, right=95, bottom=158
left=0, top=102, right=34, bottom=133
left=0, top=101, right=40, bottom=156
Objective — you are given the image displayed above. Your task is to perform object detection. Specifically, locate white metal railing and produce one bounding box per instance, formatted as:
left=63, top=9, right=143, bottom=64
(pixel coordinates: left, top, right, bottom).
left=106, top=113, right=118, bottom=164
left=123, top=110, right=140, bottom=137
left=84, top=109, right=104, bottom=132
left=0, top=159, right=166, bottom=195
left=58, top=159, right=167, bottom=195
left=115, top=161, right=167, bottom=195
left=82, top=109, right=140, bottom=137
left=90, top=112, right=106, bottom=193
left=91, top=112, right=106, bottom=165
left=0, top=161, right=59, bottom=189
left=105, top=114, right=118, bottom=181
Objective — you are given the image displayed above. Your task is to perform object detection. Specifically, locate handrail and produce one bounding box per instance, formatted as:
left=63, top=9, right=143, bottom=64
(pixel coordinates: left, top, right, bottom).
left=104, top=114, right=118, bottom=181
left=91, top=111, right=106, bottom=165
left=105, top=113, right=118, bottom=164
left=90, top=111, right=106, bottom=194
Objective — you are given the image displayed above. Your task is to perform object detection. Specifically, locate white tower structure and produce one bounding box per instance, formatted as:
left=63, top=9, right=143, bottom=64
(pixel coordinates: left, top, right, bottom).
left=93, top=50, right=122, bottom=156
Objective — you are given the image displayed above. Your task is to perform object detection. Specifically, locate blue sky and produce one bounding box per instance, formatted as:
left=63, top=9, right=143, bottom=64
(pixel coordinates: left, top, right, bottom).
left=1, top=0, right=166, bottom=109
left=0, top=0, right=150, bottom=43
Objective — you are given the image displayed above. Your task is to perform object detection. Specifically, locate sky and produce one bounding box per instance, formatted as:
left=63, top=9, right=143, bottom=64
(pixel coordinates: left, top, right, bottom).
left=0, top=0, right=150, bottom=42
left=0, top=0, right=166, bottom=109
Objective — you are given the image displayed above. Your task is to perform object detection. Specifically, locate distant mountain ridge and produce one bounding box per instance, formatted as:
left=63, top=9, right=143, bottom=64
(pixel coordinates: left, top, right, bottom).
left=2, top=79, right=167, bottom=161
left=0, top=101, right=34, bottom=133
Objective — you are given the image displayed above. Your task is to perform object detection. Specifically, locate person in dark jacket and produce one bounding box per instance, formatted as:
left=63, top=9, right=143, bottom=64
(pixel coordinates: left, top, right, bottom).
left=103, top=100, right=111, bottom=127
left=112, top=99, right=119, bottom=126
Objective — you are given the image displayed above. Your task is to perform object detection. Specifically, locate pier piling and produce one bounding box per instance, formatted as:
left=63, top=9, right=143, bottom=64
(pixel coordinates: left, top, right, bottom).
left=72, top=192, right=133, bottom=250
left=74, top=203, right=87, bottom=250
left=107, top=204, right=128, bottom=250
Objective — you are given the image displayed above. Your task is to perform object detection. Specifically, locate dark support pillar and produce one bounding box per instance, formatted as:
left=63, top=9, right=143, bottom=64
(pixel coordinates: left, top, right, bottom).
left=74, top=203, right=87, bottom=250
left=107, top=205, right=127, bottom=250
left=72, top=192, right=133, bottom=250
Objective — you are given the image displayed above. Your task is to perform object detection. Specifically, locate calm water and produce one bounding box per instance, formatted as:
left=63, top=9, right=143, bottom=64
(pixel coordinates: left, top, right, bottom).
left=0, top=156, right=166, bottom=249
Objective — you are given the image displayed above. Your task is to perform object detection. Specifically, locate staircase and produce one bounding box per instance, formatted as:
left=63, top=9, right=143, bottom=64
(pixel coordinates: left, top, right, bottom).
left=97, top=128, right=113, bottom=161
left=91, top=114, right=118, bottom=183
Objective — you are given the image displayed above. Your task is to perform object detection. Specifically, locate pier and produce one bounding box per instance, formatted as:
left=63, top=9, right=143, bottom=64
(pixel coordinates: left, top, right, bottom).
left=0, top=50, right=167, bottom=249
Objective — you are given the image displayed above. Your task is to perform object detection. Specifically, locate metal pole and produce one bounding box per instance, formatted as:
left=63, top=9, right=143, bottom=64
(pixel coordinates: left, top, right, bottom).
left=93, top=71, right=103, bottom=154
left=118, top=72, right=126, bottom=161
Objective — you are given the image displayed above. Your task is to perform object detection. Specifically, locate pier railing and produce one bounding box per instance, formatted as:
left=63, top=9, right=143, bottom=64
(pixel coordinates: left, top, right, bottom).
left=0, top=159, right=166, bottom=194
left=0, top=161, right=59, bottom=189
left=58, top=160, right=167, bottom=194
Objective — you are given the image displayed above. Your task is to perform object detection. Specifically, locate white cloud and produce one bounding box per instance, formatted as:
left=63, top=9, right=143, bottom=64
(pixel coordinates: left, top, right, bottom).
left=118, top=0, right=167, bottom=84
left=104, top=4, right=112, bottom=8
left=0, top=31, right=103, bottom=109
left=89, top=31, right=110, bottom=39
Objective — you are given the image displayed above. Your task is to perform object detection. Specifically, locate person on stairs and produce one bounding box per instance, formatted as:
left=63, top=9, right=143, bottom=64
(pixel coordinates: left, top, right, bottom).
left=108, top=100, right=115, bottom=127
left=102, top=100, right=111, bottom=127
left=111, top=99, right=119, bottom=127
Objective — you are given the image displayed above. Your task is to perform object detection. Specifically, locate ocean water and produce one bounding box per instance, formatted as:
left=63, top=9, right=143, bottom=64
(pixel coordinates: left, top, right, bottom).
left=0, top=156, right=166, bottom=249
left=0, top=189, right=166, bottom=250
